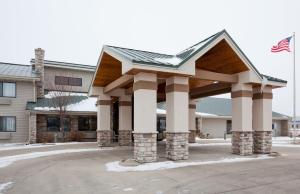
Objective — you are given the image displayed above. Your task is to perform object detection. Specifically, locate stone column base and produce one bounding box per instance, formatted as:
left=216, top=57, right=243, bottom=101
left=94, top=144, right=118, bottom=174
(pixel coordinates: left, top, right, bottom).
left=254, top=131, right=272, bottom=154
left=133, top=133, right=157, bottom=163
left=232, top=131, right=253, bottom=156
left=188, top=130, right=196, bottom=143
left=119, top=130, right=132, bottom=146
left=97, top=130, right=112, bottom=147
left=166, top=132, right=189, bottom=161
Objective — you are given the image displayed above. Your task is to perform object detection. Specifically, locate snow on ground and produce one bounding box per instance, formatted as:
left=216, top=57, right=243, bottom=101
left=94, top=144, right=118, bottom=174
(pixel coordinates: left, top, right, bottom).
left=106, top=155, right=273, bottom=172
left=0, top=182, right=13, bottom=194
left=0, top=148, right=109, bottom=168
left=123, top=188, right=133, bottom=192
left=190, top=142, right=231, bottom=147
left=0, top=142, right=95, bottom=151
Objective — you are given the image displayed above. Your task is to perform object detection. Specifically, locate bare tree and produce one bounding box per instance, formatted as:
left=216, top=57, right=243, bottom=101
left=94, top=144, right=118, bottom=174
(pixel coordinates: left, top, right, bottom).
left=45, top=74, right=75, bottom=142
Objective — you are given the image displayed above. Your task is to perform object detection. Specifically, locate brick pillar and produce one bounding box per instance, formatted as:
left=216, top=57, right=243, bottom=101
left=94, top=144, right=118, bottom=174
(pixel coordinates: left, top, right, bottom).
left=119, top=94, right=132, bottom=146
left=253, top=86, right=273, bottom=154
left=29, top=113, right=37, bottom=144
left=231, top=83, right=253, bottom=155
left=70, top=116, right=78, bottom=132
left=188, top=99, right=197, bottom=143
left=165, top=76, right=189, bottom=160
left=133, top=72, right=157, bottom=163
left=96, top=89, right=112, bottom=146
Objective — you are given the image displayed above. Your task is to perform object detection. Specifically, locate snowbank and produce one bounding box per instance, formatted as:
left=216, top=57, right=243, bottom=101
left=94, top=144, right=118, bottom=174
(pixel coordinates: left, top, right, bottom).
left=0, top=142, right=95, bottom=151
left=106, top=155, right=273, bottom=172
left=0, top=148, right=109, bottom=168
left=0, top=182, right=13, bottom=194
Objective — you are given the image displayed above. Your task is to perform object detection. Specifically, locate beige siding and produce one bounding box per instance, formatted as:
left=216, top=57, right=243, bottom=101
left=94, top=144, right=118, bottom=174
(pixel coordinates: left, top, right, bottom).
left=0, top=81, right=35, bottom=143
left=44, top=67, right=93, bottom=93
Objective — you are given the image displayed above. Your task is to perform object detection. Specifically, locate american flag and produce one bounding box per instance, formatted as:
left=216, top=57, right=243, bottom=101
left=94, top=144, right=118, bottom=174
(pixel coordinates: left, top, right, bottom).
left=271, top=36, right=292, bottom=52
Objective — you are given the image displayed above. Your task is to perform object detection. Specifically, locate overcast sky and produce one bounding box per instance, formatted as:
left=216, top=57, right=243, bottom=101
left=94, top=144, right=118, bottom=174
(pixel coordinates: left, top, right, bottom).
left=0, top=0, right=299, bottom=116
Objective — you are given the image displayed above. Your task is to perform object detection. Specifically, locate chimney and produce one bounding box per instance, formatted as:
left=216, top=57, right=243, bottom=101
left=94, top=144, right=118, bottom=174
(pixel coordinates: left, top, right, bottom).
left=34, top=48, right=45, bottom=98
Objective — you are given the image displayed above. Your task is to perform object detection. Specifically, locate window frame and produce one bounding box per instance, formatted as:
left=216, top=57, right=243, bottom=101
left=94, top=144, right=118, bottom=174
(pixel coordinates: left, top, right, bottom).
left=0, top=116, right=16, bottom=132
left=0, top=81, right=16, bottom=98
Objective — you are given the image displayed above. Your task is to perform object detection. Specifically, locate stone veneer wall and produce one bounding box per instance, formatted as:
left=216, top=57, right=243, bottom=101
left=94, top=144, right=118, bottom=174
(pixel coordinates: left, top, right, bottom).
left=29, top=114, right=37, bottom=144
left=231, top=131, right=253, bottom=155
left=166, top=132, right=189, bottom=160
left=133, top=133, right=157, bottom=163
left=118, top=130, right=132, bottom=146
left=253, top=131, right=272, bottom=154
left=97, top=130, right=112, bottom=146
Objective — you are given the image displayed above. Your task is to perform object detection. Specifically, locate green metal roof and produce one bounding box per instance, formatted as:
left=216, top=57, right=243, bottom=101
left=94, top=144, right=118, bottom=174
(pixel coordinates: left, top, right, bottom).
left=106, top=30, right=221, bottom=68
left=106, top=30, right=287, bottom=84
left=157, top=97, right=289, bottom=118
left=0, top=62, right=38, bottom=79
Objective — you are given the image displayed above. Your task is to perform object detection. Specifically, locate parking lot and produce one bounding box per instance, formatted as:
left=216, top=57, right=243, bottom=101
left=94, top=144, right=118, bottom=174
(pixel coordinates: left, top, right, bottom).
left=0, top=139, right=300, bottom=194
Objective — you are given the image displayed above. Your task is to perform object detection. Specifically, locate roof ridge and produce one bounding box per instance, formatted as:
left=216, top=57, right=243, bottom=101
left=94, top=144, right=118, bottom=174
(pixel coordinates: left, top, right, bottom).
left=176, top=30, right=225, bottom=56
left=30, top=59, right=95, bottom=67
left=106, top=45, right=174, bottom=57
left=0, top=62, right=30, bottom=67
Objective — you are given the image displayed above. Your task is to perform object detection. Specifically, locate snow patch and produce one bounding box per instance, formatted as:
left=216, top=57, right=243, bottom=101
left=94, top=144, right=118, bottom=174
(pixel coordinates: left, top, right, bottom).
left=44, top=91, right=87, bottom=99
left=0, top=148, right=108, bottom=168
left=0, top=182, right=13, bottom=194
left=123, top=188, right=133, bottom=191
left=154, top=57, right=182, bottom=65
left=106, top=155, right=273, bottom=172
left=189, top=143, right=231, bottom=147
left=34, top=97, right=97, bottom=112
left=0, top=142, right=95, bottom=151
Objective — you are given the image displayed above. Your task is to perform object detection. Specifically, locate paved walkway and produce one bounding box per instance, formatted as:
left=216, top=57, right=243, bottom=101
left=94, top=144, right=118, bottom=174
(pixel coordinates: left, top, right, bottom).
left=0, top=140, right=300, bottom=194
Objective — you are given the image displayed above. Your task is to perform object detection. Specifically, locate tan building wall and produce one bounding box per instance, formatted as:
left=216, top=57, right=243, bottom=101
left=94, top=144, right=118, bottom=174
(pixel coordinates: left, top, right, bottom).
left=0, top=81, right=35, bottom=143
left=196, top=117, right=289, bottom=138
left=44, top=66, right=94, bottom=93
left=199, top=118, right=228, bottom=138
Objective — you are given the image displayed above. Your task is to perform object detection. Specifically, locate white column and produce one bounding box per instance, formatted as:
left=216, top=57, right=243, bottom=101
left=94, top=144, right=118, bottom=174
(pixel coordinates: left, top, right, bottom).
left=96, top=88, right=112, bottom=146
left=231, top=83, right=253, bottom=155
left=253, top=86, right=273, bottom=153
left=165, top=76, right=189, bottom=160
left=133, top=72, right=157, bottom=163
left=118, top=94, right=132, bottom=146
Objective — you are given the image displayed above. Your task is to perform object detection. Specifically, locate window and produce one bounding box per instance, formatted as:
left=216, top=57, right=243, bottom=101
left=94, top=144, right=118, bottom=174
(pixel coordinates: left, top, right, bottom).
left=55, top=76, right=82, bottom=87
left=55, top=76, right=69, bottom=85
left=0, top=82, right=16, bottom=97
left=47, top=116, right=70, bottom=132
left=0, top=116, right=16, bottom=132
left=78, top=116, right=97, bottom=131
left=226, top=120, right=232, bottom=134
left=69, top=77, right=82, bottom=86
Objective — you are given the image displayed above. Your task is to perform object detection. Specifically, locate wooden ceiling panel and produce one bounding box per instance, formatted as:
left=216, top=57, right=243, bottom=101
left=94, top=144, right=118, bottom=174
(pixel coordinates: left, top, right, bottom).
left=196, top=39, right=249, bottom=74
left=93, top=52, right=122, bottom=87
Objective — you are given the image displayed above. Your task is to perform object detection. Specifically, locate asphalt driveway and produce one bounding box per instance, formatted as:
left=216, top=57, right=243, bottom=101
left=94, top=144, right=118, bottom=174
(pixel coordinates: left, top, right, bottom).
left=0, top=140, right=300, bottom=194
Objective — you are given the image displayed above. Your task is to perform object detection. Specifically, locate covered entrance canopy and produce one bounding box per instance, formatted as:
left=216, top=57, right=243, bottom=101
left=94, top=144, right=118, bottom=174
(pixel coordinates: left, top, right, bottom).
left=89, top=30, right=286, bottom=163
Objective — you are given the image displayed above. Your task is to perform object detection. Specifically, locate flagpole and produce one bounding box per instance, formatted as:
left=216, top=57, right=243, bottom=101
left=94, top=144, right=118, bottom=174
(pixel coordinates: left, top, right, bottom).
left=293, top=32, right=296, bottom=143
